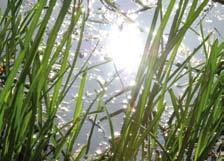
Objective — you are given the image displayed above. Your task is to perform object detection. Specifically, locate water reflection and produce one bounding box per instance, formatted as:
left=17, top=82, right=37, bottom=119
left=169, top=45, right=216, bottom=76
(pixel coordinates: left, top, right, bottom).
left=3, top=0, right=224, bottom=158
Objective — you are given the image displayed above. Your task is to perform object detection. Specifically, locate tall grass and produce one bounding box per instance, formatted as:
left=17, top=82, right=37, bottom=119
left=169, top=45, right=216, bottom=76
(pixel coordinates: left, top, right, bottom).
left=0, top=0, right=101, bottom=160
left=0, top=0, right=223, bottom=161
left=101, top=0, right=224, bottom=160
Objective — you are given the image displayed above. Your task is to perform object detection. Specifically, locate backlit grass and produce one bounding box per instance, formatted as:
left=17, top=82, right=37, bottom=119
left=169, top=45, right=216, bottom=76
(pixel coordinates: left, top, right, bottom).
left=0, top=0, right=223, bottom=161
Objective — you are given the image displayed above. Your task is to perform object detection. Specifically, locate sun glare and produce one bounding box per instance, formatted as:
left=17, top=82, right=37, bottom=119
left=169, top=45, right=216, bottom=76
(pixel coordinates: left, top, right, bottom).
left=105, top=23, right=144, bottom=72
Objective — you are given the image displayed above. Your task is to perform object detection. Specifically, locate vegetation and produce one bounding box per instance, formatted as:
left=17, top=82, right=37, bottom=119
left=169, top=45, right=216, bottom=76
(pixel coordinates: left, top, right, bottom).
left=0, top=0, right=223, bottom=161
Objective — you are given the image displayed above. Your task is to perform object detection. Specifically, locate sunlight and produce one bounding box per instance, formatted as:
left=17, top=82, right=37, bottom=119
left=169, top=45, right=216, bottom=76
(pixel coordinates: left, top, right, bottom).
left=105, top=23, right=144, bottom=72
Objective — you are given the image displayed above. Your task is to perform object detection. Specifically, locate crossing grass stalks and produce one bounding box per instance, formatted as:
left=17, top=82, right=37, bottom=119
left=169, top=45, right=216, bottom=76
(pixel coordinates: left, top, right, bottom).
left=0, top=0, right=223, bottom=161
left=99, top=0, right=224, bottom=160
left=0, top=0, right=99, bottom=160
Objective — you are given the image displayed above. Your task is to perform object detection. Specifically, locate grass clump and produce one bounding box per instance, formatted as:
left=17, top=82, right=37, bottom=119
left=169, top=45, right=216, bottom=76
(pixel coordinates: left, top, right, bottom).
left=0, top=0, right=223, bottom=161
left=0, top=0, right=94, bottom=160
left=101, top=0, right=224, bottom=160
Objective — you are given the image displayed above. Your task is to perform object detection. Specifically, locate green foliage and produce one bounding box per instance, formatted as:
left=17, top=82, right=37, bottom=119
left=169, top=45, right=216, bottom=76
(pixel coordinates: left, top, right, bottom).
left=0, top=0, right=223, bottom=161
left=0, top=0, right=92, bottom=160
left=103, top=0, right=224, bottom=160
